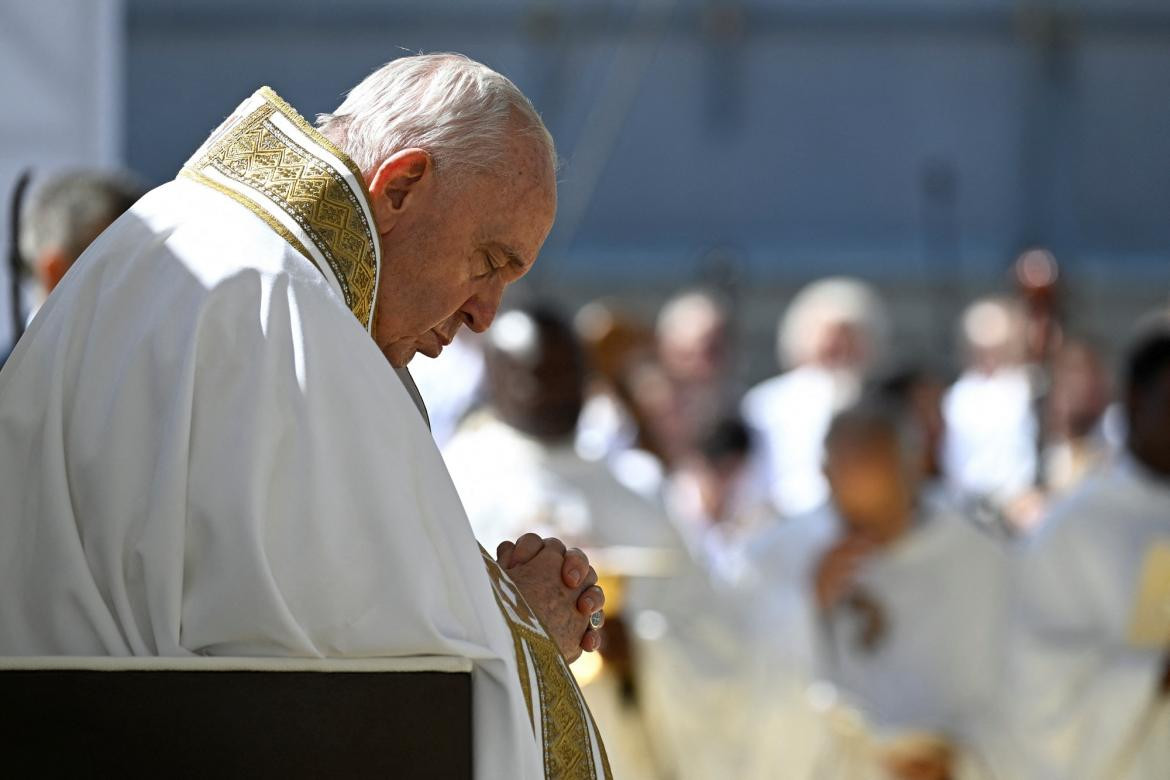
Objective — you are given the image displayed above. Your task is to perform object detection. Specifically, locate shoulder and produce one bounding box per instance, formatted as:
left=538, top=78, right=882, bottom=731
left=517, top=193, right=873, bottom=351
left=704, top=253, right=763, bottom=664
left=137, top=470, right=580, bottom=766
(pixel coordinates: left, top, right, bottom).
left=1029, top=466, right=1125, bottom=552
left=136, top=178, right=332, bottom=300
left=741, top=370, right=801, bottom=420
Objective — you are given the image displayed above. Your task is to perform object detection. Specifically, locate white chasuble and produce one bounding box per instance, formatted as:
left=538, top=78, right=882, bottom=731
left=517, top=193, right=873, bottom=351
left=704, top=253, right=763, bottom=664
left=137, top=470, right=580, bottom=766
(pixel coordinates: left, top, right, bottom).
left=999, top=457, right=1170, bottom=779
left=0, top=86, right=610, bottom=780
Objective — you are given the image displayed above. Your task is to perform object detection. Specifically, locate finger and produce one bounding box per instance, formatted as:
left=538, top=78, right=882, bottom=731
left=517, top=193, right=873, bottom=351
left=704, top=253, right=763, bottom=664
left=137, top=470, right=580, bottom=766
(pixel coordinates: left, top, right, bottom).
left=510, top=533, right=546, bottom=567
left=577, top=585, right=605, bottom=616
left=496, top=540, right=516, bottom=569
left=580, top=628, right=602, bottom=654
left=561, top=547, right=591, bottom=588
left=576, top=564, right=599, bottom=595
left=543, top=536, right=567, bottom=556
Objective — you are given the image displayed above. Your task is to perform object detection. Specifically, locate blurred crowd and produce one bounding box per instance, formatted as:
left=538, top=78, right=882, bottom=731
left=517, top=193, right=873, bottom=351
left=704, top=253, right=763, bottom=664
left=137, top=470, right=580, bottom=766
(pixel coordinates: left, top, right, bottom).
left=7, top=169, right=1170, bottom=780
left=419, top=269, right=1170, bottom=777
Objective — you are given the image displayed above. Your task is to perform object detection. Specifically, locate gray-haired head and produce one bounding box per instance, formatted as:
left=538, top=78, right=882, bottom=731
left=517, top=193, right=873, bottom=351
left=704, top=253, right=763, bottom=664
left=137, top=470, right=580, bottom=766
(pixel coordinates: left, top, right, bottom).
left=778, top=276, right=890, bottom=371
left=20, top=170, right=143, bottom=269
left=316, top=53, right=557, bottom=185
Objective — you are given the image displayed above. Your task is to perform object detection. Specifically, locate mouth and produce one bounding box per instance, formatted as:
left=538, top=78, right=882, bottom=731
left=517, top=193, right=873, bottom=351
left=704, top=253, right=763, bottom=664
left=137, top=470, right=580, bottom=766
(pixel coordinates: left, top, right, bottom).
left=416, top=329, right=451, bottom=359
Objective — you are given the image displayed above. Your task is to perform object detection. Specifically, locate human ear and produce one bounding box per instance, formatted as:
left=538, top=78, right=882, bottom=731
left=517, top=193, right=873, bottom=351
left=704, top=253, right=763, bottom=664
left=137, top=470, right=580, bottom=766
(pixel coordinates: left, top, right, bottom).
left=366, top=148, right=433, bottom=234
left=38, top=249, right=70, bottom=294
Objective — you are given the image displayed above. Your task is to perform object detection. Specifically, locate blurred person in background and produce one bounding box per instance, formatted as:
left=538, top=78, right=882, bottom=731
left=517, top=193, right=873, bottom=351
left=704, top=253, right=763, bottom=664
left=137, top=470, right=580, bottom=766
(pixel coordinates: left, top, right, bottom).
left=654, top=288, right=738, bottom=466
left=1001, top=314, right=1170, bottom=780
left=942, top=296, right=1041, bottom=526
left=1041, top=336, right=1120, bottom=497
left=575, top=299, right=659, bottom=463
left=866, top=364, right=948, bottom=484
left=742, top=276, right=890, bottom=517
left=752, top=399, right=1009, bottom=779
left=445, top=304, right=676, bottom=553
left=663, top=415, right=777, bottom=587
left=19, top=169, right=143, bottom=320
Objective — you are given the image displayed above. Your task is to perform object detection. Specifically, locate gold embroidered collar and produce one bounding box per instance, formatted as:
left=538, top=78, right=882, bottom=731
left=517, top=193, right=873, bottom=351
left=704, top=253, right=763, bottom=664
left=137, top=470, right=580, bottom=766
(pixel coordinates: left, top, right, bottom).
left=181, top=86, right=381, bottom=332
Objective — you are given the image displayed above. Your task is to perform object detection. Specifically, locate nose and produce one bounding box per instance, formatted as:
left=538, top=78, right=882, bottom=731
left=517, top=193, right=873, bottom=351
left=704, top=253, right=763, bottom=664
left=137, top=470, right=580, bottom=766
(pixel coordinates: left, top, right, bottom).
left=460, top=290, right=501, bottom=334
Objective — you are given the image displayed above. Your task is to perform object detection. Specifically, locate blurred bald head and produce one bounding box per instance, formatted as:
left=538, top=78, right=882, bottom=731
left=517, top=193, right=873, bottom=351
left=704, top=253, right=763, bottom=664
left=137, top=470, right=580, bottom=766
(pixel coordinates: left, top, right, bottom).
left=656, top=289, right=730, bottom=384
left=485, top=305, right=586, bottom=441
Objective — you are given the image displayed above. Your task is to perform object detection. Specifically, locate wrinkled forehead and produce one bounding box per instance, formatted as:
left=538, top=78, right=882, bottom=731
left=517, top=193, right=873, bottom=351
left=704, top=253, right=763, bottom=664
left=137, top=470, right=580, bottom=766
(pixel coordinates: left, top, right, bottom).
left=480, top=152, right=557, bottom=247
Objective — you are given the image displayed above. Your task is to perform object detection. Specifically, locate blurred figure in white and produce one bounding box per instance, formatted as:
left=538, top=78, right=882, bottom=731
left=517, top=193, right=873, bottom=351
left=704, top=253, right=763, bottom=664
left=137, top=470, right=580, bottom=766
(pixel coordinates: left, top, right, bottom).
left=1001, top=316, right=1170, bottom=780
left=654, top=288, right=737, bottom=468
left=742, top=276, right=890, bottom=517
left=752, top=399, right=1009, bottom=779
left=942, top=296, right=1040, bottom=514
left=664, top=416, right=777, bottom=587
left=20, top=169, right=143, bottom=319
left=443, top=304, right=680, bottom=779
left=445, top=304, right=675, bottom=552
left=1041, top=336, right=1119, bottom=497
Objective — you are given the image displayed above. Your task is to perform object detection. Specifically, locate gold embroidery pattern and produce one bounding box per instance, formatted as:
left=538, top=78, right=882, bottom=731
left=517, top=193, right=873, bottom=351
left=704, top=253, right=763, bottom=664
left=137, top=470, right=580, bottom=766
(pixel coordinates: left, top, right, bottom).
left=183, top=96, right=378, bottom=330
left=482, top=552, right=612, bottom=780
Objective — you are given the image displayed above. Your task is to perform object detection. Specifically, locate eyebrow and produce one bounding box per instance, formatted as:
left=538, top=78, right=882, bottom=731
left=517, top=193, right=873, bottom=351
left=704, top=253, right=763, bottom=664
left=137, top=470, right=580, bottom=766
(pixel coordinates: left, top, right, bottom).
left=498, top=244, right=530, bottom=271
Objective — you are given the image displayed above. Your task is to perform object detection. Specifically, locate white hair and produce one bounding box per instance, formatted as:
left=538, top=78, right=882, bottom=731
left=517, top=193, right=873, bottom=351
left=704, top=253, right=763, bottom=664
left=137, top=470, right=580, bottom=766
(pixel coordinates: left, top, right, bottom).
left=20, top=170, right=143, bottom=264
left=779, top=276, right=890, bottom=368
left=316, top=53, right=556, bottom=183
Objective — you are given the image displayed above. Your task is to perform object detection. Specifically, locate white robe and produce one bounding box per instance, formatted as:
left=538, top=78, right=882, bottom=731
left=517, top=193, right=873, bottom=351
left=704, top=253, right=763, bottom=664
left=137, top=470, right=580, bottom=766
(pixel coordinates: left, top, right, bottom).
left=942, top=366, right=1038, bottom=502
left=444, top=411, right=678, bottom=553
left=749, top=496, right=1010, bottom=776
left=1000, top=456, right=1170, bottom=779
left=741, top=365, right=859, bottom=517
left=0, top=86, right=609, bottom=780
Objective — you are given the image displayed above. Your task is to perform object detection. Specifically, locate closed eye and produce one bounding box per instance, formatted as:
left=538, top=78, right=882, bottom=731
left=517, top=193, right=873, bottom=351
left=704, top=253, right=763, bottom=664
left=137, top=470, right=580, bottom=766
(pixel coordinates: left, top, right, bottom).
left=474, top=250, right=499, bottom=279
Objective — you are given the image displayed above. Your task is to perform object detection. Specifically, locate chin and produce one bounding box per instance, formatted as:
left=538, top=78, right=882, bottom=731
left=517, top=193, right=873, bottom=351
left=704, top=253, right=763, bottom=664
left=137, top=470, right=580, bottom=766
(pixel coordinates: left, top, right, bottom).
left=382, top=343, right=416, bottom=369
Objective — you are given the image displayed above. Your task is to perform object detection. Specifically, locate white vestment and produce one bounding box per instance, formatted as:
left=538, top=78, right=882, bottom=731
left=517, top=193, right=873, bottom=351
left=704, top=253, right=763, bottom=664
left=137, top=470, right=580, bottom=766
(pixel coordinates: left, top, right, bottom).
left=0, top=87, right=609, bottom=780
left=942, top=366, right=1038, bottom=502
left=750, top=496, right=1010, bottom=776
left=444, top=411, right=678, bottom=553
left=741, top=365, right=859, bottom=517
left=1000, top=456, right=1170, bottom=779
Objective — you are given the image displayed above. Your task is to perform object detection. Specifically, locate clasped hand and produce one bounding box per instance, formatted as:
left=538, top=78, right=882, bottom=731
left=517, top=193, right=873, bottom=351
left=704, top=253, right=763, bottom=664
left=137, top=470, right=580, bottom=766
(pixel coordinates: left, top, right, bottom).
left=496, top=533, right=605, bottom=663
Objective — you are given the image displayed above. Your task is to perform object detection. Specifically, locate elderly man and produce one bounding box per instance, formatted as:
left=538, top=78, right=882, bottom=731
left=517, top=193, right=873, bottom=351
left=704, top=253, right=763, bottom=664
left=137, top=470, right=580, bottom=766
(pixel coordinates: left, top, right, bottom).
left=741, top=276, right=890, bottom=516
left=0, top=54, right=610, bottom=779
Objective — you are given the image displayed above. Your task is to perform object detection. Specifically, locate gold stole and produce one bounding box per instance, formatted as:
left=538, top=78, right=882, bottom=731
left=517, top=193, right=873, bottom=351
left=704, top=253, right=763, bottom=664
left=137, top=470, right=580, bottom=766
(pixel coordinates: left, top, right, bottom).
left=482, top=550, right=613, bottom=780
left=180, top=86, right=380, bottom=332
